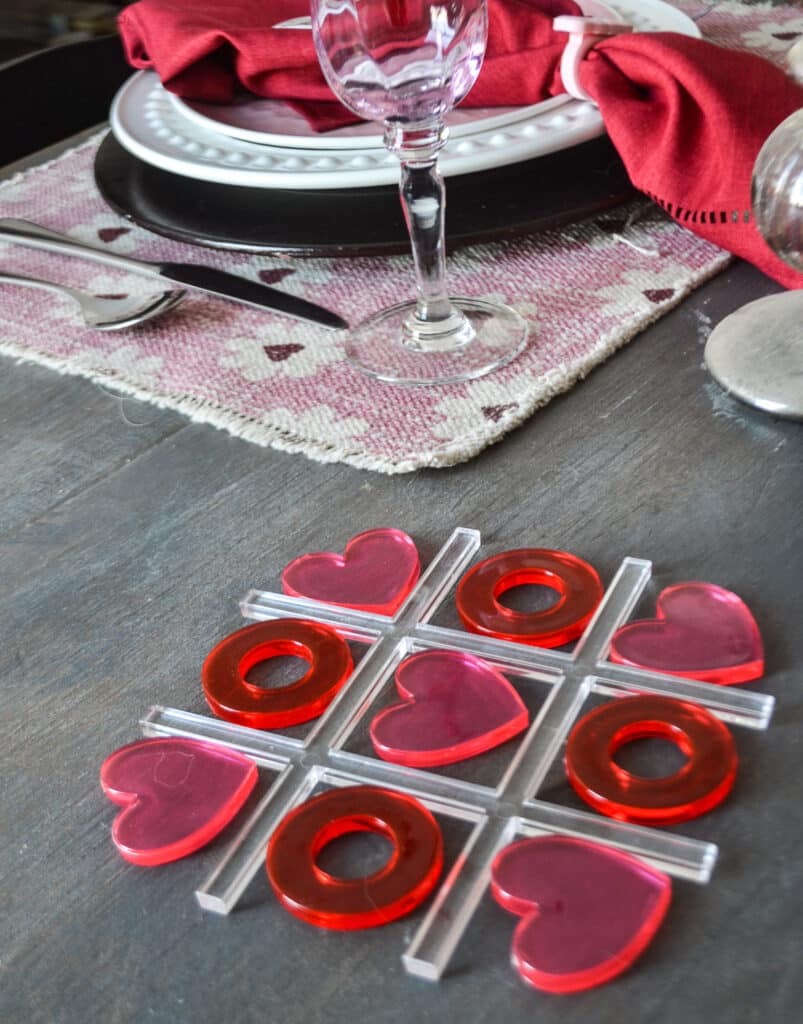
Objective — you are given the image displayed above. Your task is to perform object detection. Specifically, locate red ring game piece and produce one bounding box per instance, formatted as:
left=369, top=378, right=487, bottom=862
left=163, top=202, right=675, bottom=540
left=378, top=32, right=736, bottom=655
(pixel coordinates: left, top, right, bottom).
left=456, top=549, right=603, bottom=647
left=202, top=618, right=353, bottom=729
left=565, top=695, right=738, bottom=825
left=266, top=786, right=443, bottom=930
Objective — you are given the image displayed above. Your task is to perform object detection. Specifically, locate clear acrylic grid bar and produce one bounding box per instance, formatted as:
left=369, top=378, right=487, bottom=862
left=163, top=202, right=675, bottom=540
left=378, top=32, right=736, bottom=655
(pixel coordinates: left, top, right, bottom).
left=139, top=527, right=774, bottom=980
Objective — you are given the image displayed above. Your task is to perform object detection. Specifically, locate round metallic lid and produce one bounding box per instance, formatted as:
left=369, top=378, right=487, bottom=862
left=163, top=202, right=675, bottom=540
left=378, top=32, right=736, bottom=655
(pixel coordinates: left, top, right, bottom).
left=704, top=290, right=803, bottom=421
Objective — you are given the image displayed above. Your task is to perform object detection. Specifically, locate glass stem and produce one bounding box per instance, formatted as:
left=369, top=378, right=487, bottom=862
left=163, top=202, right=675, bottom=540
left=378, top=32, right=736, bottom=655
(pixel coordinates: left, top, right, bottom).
left=385, top=122, right=472, bottom=347
left=399, top=157, right=453, bottom=323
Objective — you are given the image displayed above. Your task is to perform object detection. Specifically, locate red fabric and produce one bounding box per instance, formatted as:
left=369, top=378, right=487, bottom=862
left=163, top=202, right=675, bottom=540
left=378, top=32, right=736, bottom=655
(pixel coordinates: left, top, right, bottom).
left=118, top=0, right=803, bottom=288
left=580, top=34, right=803, bottom=288
left=118, top=0, right=579, bottom=110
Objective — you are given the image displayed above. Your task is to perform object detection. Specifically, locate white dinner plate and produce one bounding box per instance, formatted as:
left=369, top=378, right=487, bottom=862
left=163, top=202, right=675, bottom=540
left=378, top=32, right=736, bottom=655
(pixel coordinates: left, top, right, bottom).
left=109, top=0, right=699, bottom=190
left=166, top=93, right=567, bottom=152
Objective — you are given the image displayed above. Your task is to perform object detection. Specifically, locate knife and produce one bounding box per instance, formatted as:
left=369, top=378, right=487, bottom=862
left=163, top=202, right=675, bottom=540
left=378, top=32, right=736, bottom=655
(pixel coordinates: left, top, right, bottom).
left=0, top=218, right=346, bottom=330
left=273, top=16, right=312, bottom=29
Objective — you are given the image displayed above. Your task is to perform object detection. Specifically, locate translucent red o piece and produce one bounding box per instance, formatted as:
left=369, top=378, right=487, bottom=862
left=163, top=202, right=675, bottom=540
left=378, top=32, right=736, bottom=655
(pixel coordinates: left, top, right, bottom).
left=202, top=618, right=353, bottom=729
left=266, top=785, right=443, bottom=930
left=491, top=836, right=671, bottom=994
left=456, top=548, right=603, bottom=647
left=609, top=582, right=764, bottom=685
left=101, top=738, right=258, bottom=866
left=282, top=528, right=421, bottom=616
left=370, top=649, right=529, bottom=767
left=565, top=695, right=738, bottom=825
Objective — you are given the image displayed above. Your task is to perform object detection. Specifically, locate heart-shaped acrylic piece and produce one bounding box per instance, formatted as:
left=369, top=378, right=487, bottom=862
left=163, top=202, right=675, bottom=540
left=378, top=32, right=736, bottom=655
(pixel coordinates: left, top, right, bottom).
left=491, top=836, right=672, bottom=994
left=282, top=528, right=420, bottom=616
left=609, top=582, right=764, bottom=684
left=370, top=650, right=529, bottom=767
left=100, top=738, right=258, bottom=866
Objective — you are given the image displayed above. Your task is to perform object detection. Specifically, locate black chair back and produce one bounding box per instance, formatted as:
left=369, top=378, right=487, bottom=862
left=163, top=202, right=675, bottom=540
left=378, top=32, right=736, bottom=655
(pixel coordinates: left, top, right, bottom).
left=2, top=34, right=130, bottom=166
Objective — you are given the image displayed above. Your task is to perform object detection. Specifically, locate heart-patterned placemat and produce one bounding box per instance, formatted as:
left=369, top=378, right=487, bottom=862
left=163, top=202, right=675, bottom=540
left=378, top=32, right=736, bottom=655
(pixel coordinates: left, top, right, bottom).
left=0, top=2, right=798, bottom=474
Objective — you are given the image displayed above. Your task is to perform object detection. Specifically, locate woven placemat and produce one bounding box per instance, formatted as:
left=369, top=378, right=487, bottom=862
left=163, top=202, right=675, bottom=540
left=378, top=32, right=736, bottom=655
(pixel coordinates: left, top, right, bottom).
left=0, top=2, right=797, bottom=473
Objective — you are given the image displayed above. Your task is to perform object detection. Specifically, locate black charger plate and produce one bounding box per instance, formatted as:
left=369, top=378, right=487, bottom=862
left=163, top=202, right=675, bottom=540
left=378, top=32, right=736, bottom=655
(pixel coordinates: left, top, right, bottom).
left=94, top=131, right=634, bottom=257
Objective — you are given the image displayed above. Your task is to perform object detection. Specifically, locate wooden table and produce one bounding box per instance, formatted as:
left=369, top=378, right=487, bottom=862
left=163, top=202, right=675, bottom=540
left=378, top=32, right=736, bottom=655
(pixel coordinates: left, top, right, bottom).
left=2, top=29, right=801, bottom=1024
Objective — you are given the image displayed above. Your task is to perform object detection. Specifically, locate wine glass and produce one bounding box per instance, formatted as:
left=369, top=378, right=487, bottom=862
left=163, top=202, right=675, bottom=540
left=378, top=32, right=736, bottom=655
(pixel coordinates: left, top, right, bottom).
left=310, top=0, right=529, bottom=385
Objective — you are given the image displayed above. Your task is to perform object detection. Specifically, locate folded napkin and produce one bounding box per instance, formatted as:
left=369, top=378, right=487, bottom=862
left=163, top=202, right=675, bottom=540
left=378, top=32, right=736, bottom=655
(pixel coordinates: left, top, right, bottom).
left=119, top=1, right=580, bottom=123
left=119, top=0, right=803, bottom=288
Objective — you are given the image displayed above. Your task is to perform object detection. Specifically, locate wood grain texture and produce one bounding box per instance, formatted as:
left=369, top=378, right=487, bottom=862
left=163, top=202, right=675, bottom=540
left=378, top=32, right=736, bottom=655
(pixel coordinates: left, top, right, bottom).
left=1, top=16, right=802, bottom=1018
left=2, top=259, right=801, bottom=1024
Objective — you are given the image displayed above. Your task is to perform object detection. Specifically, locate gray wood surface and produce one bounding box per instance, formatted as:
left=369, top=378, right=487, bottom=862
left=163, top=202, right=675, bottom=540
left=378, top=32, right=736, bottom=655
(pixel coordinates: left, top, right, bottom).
left=2, top=253, right=801, bottom=1024
left=1, top=14, right=802, bottom=1013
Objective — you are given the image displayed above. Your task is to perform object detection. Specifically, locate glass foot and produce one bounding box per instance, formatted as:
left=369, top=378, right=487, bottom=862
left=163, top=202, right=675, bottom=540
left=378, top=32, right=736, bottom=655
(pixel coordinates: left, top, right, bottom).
left=345, top=297, right=530, bottom=385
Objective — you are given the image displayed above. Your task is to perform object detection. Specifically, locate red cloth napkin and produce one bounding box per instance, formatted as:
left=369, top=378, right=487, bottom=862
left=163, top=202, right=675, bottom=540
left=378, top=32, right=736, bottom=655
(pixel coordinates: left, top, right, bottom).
left=119, top=1, right=579, bottom=119
left=582, top=34, right=803, bottom=289
left=119, top=0, right=803, bottom=288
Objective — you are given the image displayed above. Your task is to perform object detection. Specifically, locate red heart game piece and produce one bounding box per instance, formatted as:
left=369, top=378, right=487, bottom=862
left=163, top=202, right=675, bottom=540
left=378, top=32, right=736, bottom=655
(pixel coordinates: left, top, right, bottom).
left=609, top=582, right=764, bottom=684
left=370, top=650, right=528, bottom=767
left=101, top=738, right=257, bottom=866
left=491, top=836, right=671, bottom=994
left=282, top=528, right=420, bottom=616
left=368, top=651, right=528, bottom=765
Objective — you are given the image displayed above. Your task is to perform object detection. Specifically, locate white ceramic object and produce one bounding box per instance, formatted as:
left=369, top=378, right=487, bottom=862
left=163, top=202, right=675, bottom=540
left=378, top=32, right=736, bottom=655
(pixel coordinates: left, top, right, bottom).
left=109, top=0, right=699, bottom=191
left=555, top=13, right=632, bottom=102
left=166, top=92, right=573, bottom=152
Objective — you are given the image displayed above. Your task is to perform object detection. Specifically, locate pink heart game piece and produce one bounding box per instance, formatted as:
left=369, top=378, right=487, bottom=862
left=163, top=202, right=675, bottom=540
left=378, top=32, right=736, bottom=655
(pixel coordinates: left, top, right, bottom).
left=491, top=836, right=671, bottom=994
left=370, top=650, right=529, bottom=767
left=282, top=528, right=420, bottom=616
left=609, top=582, right=764, bottom=684
left=100, top=738, right=258, bottom=866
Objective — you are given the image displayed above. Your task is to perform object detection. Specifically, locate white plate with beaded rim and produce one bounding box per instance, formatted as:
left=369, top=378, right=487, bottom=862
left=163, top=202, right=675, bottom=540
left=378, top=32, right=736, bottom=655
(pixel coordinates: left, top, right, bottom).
left=109, top=0, right=699, bottom=190
left=166, top=93, right=571, bottom=152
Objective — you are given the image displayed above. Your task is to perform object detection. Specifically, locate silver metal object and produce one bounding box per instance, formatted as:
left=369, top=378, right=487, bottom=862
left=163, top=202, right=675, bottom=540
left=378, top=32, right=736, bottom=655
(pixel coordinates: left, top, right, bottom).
left=752, top=110, right=803, bottom=276
left=704, top=291, right=803, bottom=420
left=0, top=270, right=185, bottom=330
left=0, top=219, right=347, bottom=330
left=272, top=16, right=312, bottom=29
left=705, top=102, right=802, bottom=419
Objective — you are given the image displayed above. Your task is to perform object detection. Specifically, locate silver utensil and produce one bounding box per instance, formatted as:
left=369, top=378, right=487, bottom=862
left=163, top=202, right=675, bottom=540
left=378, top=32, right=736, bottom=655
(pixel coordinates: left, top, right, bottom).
left=273, top=16, right=312, bottom=29
left=0, top=270, right=185, bottom=330
left=0, top=219, right=347, bottom=330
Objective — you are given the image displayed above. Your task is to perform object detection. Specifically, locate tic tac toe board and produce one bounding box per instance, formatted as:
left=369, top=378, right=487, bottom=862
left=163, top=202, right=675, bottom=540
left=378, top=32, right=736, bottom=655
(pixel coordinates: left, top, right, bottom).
left=130, top=527, right=773, bottom=984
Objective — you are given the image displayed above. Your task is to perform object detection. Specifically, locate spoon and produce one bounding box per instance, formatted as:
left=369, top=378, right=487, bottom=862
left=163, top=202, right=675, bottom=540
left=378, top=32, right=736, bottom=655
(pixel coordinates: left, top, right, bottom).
left=0, top=270, right=185, bottom=330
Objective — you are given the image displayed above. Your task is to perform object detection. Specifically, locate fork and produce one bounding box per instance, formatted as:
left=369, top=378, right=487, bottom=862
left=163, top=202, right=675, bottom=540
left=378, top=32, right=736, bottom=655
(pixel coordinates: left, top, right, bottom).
left=0, top=270, right=185, bottom=330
